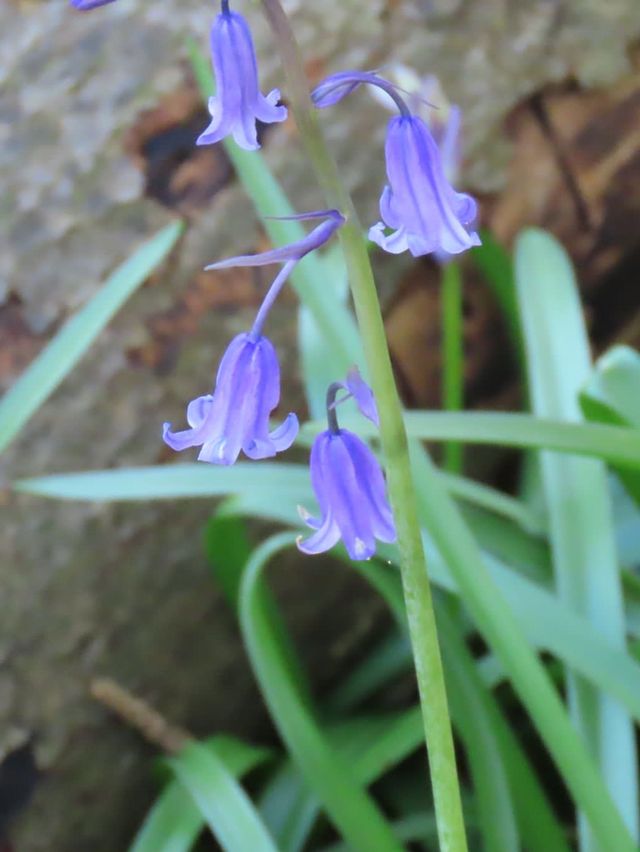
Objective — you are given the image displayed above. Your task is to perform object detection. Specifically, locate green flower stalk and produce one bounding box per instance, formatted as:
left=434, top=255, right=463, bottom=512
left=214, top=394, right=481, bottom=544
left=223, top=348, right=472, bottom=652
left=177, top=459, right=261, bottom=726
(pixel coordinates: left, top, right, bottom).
left=259, top=2, right=468, bottom=850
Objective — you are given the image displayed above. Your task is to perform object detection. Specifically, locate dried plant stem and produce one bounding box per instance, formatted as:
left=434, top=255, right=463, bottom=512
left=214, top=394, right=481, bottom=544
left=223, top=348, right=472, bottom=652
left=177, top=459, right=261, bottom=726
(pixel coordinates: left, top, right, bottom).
left=90, top=677, right=190, bottom=753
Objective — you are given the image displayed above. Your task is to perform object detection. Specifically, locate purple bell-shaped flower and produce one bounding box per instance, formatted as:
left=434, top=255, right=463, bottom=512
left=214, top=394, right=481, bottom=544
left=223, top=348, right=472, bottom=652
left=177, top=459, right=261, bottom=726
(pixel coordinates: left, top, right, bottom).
left=197, top=1, right=287, bottom=151
left=163, top=332, right=297, bottom=465
left=298, top=377, right=396, bottom=560
left=369, top=114, right=480, bottom=257
left=312, top=70, right=480, bottom=258
left=163, top=210, right=344, bottom=466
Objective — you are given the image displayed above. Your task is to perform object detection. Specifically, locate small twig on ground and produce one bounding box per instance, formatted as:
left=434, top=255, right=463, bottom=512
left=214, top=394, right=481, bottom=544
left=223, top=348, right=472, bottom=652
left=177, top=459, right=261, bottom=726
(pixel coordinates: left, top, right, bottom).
left=89, top=677, right=191, bottom=754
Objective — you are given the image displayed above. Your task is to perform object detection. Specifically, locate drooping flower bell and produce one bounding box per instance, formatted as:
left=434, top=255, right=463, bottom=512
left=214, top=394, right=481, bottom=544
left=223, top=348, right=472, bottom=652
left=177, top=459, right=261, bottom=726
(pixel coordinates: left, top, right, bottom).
left=163, top=332, right=297, bottom=465
left=197, top=0, right=287, bottom=151
left=298, top=377, right=396, bottom=560
left=312, top=70, right=480, bottom=258
left=163, top=210, right=344, bottom=465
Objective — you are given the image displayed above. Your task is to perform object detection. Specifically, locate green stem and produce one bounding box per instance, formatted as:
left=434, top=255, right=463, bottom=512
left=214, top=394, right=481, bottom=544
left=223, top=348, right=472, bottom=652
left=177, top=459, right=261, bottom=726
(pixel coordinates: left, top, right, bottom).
left=441, top=262, right=464, bottom=473
left=259, top=3, right=468, bottom=851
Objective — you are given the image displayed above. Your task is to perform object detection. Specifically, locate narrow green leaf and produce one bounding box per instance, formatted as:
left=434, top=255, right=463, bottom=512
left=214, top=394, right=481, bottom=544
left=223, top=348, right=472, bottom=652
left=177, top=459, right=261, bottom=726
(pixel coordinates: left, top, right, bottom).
left=130, top=784, right=201, bottom=852
left=409, top=445, right=637, bottom=850
left=439, top=469, right=545, bottom=536
left=516, top=227, right=638, bottom=843
left=439, top=605, right=519, bottom=852
left=240, top=533, right=404, bottom=852
left=581, top=345, right=640, bottom=427
left=260, top=708, right=426, bottom=852
left=471, top=230, right=520, bottom=357
left=0, top=221, right=183, bottom=456
left=130, top=735, right=272, bottom=852
left=580, top=345, right=640, bottom=503
left=16, top=462, right=310, bottom=501
left=168, top=741, right=277, bottom=852
left=204, top=514, right=253, bottom=609
left=302, top=411, right=640, bottom=469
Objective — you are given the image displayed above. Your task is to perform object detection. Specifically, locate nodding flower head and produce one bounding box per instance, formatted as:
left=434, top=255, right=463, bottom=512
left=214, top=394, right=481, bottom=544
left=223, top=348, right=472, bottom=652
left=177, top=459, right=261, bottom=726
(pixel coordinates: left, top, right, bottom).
left=298, top=377, right=395, bottom=561
left=369, top=114, right=480, bottom=257
left=69, top=0, right=117, bottom=9
left=197, top=4, right=287, bottom=151
left=163, top=333, right=297, bottom=465
left=312, top=70, right=479, bottom=258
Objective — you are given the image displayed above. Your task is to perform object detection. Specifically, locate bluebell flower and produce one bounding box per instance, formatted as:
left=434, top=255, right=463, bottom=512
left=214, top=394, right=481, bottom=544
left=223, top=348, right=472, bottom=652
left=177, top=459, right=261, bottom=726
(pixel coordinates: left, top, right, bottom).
left=312, top=70, right=480, bottom=258
left=369, top=114, right=480, bottom=257
left=163, top=332, right=297, bottom=465
left=197, top=2, right=287, bottom=151
left=163, top=210, right=343, bottom=465
left=69, top=0, right=117, bottom=9
left=298, top=378, right=395, bottom=560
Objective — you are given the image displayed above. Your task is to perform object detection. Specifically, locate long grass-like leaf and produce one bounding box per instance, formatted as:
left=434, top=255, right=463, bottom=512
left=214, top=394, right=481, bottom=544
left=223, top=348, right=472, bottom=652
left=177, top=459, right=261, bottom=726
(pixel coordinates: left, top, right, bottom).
left=409, top=445, right=636, bottom=849
left=239, top=533, right=404, bottom=852
left=301, top=411, right=640, bottom=469
left=167, top=741, right=277, bottom=852
left=0, top=221, right=183, bottom=456
left=130, top=735, right=272, bottom=852
left=516, top=228, right=638, bottom=845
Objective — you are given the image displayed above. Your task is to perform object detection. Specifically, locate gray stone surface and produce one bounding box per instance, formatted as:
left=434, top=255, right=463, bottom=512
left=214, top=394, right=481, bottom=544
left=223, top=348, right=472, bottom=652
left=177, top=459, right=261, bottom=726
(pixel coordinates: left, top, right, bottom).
left=1, top=0, right=638, bottom=848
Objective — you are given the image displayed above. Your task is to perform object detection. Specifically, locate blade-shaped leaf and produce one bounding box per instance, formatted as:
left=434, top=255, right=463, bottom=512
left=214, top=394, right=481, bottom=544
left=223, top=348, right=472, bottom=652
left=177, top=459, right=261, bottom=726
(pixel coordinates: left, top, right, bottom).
left=130, top=735, right=272, bottom=852
left=580, top=345, right=640, bottom=503
left=0, top=221, right=183, bottom=456
left=240, top=533, right=403, bottom=852
left=167, top=741, right=277, bottom=852
left=516, top=227, right=637, bottom=843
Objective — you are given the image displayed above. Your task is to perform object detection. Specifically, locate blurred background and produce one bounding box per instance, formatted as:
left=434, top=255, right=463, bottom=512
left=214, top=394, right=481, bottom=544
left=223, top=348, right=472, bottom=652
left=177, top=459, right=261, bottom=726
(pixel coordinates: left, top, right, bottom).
left=1, top=0, right=639, bottom=848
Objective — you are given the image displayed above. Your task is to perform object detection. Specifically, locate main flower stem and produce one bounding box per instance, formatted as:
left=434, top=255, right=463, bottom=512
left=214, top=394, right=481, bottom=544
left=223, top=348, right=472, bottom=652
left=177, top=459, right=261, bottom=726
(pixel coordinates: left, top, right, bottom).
left=260, top=3, right=468, bottom=850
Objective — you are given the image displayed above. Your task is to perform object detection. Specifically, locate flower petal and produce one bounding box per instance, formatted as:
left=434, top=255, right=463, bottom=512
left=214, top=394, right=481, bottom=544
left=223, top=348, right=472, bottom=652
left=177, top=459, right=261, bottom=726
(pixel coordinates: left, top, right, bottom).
left=322, top=434, right=376, bottom=559
left=297, top=513, right=341, bottom=555
left=368, top=222, right=411, bottom=255
left=340, top=431, right=396, bottom=543
left=345, top=367, right=379, bottom=426
left=187, top=395, right=214, bottom=428
left=268, top=412, right=299, bottom=450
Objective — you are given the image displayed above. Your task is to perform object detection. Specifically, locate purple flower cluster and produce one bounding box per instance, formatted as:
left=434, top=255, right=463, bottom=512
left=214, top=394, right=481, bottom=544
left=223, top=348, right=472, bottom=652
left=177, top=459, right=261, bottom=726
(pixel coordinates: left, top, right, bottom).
left=73, top=1, right=480, bottom=559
